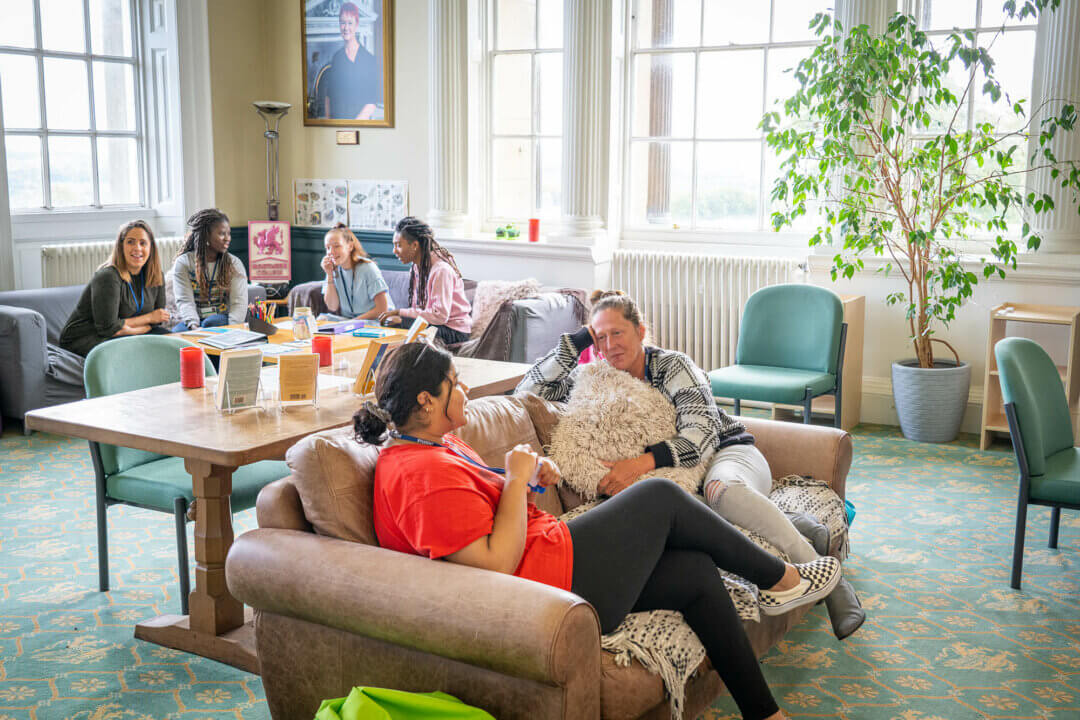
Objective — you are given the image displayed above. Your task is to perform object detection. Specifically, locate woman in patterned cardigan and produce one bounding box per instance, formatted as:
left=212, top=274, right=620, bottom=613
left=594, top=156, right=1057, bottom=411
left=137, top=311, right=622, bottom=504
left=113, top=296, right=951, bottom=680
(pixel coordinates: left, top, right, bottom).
left=517, top=290, right=865, bottom=640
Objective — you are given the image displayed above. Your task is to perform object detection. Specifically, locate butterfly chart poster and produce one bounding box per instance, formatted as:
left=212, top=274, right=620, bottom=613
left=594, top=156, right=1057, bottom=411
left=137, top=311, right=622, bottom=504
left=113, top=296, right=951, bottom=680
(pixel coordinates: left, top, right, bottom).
left=347, top=180, right=409, bottom=231
left=294, top=178, right=348, bottom=227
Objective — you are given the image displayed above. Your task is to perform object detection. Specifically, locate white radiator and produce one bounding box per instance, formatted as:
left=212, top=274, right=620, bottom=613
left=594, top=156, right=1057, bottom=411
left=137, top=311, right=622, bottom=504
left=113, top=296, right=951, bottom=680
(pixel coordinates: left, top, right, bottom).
left=611, top=250, right=802, bottom=371
left=41, top=236, right=186, bottom=288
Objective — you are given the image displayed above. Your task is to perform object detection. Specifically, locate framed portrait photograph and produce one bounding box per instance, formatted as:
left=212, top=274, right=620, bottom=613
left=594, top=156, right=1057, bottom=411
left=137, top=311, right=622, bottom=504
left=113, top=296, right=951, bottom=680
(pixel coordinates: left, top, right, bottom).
left=301, top=0, right=394, bottom=127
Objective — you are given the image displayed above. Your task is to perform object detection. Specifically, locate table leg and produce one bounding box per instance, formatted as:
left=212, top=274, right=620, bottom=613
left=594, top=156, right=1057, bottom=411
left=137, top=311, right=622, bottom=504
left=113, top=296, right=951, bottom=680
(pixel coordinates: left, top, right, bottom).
left=133, top=458, right=258, bottom=673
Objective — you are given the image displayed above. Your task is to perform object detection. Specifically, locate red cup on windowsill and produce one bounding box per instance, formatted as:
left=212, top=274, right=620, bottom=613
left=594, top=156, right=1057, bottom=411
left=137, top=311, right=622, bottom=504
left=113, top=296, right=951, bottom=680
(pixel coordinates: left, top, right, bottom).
left=180, top=346, right=205, bottom=388
left=528, top=218, right=540, bottom=243
left=312, top=334, right=333, bottom=367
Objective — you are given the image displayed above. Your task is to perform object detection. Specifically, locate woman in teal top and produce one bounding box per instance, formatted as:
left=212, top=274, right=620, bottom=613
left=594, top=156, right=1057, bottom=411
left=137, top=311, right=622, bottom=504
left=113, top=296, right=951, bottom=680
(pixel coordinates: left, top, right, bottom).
left=320, top=223, right=394, bottom=320
left=59, top=220, right=171, bottom=357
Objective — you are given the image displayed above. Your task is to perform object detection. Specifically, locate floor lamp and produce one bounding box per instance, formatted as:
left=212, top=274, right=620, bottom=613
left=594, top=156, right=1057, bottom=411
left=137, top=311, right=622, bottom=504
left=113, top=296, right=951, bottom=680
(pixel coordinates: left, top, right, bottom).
left=253, top=101, right=291, bottom=221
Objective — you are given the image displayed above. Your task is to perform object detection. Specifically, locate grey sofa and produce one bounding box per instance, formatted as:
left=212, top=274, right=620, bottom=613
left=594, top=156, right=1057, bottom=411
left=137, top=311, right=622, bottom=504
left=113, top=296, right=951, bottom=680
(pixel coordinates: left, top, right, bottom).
left=0, top=283, right=268, bottom=431
left=287, top=270, right=588, bottom=364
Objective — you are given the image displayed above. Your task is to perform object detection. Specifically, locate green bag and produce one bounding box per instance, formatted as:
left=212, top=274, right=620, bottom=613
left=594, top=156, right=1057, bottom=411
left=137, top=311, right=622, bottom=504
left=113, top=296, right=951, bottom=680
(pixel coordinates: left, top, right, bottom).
left=314, top=686, right=496, bottom=720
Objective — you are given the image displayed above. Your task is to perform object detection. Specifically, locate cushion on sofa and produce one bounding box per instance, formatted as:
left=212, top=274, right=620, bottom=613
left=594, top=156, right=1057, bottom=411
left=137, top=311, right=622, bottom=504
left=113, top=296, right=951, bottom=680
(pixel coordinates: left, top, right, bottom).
left=470, top=278, right=542, bottom=338
left=286, top=425, right=381, bottom=544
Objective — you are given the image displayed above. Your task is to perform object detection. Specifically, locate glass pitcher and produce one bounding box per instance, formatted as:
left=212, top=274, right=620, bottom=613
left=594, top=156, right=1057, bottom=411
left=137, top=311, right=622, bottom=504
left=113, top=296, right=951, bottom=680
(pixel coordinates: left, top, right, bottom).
left=292, top=306, right=317, bottom=341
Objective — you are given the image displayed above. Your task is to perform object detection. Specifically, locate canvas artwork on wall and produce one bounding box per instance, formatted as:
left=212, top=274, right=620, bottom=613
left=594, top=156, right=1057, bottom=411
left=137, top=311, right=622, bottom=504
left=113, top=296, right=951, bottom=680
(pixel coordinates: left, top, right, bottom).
left=347, top=180, right=408, bottom=231
left=294, top=179, right=349, bottom=226
left=247, top=221, right=292, bottom=283
left=302, top=0, right=394, bottom=127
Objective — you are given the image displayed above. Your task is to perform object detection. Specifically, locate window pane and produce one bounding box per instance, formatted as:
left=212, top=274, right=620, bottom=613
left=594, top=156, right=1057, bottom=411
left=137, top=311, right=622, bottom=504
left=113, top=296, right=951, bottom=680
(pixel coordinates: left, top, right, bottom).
left=925, top=43, right=973, bottom=132
left=697, top=51, right=763, bottom=138
left=492, top=54, right=531, bottom=134
left=981, top=1, right=1036, bottom=27
left=98, top=136, right=138, bottom=204
left=0, top=0, right=36, bottom=49
left=919, top=0, right=977, bottom=31
left=537, top=138, right=560, bottom=216
left=634, top=0, right=702, bottom=49
left=44, top=58, right=90, bottom=130
left=496, top=0, right=536, bottom=51
left=537, top=0, right=563, bottom=49
left=49, top=135, right=93, bottom=207
left=93, top=61, right=135, bottom=131
left=972, top=31, right=1034, bottom=134
left=628, top=140, right=692, bottom=227
left=41, top=0, right=87, bottom=53
left=536, top=52, right=561, bottom=135
left=766, top=46, right=815, bottom=120
left=696, top=142, right=761, bottom=230
left=764, top=144, right=820, bottom=232
left=771, top=0, right=830, bottom=43
left=0, top=54, right=41, bottom=129
left=5, top=135, right=43, bottom=209
left=702, top=0, right=768, bottom=46
left=89, top=0, right=133, bottom=56
left=492, top=137, right=531, bottom=218
left=632, top=53, right=695, bottom=139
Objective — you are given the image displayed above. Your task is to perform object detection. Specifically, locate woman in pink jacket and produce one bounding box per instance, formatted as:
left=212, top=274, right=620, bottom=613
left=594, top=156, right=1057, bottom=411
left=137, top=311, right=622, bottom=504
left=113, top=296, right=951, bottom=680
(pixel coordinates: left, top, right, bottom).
left=379, top=216, right=472, bottom=345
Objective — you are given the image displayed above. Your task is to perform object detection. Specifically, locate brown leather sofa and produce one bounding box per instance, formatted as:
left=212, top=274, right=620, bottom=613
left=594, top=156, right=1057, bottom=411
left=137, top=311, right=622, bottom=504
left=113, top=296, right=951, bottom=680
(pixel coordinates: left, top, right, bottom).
left=226, top=394, right=852, bottom=720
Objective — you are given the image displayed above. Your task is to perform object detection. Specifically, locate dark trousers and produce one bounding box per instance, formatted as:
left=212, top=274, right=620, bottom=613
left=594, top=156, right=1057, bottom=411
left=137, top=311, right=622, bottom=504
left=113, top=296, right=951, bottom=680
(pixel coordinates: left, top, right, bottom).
left=397, top=316, right=470, bottom=345
left=567, top=478, right=785, bottom=720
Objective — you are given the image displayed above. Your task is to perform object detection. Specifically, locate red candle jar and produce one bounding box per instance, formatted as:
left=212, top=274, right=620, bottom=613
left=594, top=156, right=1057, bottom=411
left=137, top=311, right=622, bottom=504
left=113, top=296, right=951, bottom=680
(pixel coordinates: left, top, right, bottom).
left=312, top=335, right=333, bottom=367
left=180, top=346, right=205, bottom=388
left=528, top=218, right=540, bottom=243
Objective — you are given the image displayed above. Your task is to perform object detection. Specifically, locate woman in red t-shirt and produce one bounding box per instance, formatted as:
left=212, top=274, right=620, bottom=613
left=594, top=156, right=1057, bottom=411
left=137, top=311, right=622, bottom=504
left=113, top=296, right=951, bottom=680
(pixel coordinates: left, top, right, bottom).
left=356, top=343, right=843, bottom=720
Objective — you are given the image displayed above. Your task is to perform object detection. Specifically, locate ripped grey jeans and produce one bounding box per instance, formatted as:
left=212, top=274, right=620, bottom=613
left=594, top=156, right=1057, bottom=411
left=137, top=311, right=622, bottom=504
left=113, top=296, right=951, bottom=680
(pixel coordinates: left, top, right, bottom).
left=702, top=443, right=818, bottom=564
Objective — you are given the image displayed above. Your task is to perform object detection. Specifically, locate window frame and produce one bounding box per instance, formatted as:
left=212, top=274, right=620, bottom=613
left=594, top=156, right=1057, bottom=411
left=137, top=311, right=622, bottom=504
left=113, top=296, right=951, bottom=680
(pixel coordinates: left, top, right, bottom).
left=1, top=0, right=147, bottom=213
left=482, top=0, right=563, bottom=229
left=620, top=0, right=830, bottom=240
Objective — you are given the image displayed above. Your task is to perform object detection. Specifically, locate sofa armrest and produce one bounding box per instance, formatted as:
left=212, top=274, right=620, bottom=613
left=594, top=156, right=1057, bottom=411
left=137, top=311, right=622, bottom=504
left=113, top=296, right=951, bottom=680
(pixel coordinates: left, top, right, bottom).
left=0, top=305, right=49, bottom=418
left=227, top=528, right=601, bottom=685
left=739, top=417, right=852, bottom=498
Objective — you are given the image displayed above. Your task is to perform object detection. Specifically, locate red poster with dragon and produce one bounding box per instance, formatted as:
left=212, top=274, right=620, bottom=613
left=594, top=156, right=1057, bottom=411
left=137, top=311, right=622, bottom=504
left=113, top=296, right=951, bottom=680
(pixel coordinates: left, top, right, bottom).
left=247, top=221, right=292, bottom=283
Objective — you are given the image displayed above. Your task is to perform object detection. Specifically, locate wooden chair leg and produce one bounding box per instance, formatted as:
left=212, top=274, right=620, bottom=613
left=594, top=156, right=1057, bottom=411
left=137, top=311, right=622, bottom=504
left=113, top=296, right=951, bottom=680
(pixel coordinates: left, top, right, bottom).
left=1011, top=496, right=1029, bottom=589
left=174, top=498, right=191, bottom=616
left=1049, top=506, right=1061, bottom=549
left=733, top=399, right=741, bottom=416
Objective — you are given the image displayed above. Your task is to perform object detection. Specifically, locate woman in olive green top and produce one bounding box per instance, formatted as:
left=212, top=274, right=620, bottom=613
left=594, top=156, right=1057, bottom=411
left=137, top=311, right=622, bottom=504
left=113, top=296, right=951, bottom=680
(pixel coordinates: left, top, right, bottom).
left=59, top=220, right=172, bottom=357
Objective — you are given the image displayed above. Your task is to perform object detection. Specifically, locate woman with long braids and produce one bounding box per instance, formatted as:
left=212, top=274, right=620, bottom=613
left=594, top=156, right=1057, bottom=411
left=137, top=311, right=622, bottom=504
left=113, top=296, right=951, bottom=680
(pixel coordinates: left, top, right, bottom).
left=170, top=208, right=249, bottom=332
left=378, top=216, right=471, bottom=344
left=59, top=220, right=171, bottom=357
left=357, top=342, right=841, bottom=720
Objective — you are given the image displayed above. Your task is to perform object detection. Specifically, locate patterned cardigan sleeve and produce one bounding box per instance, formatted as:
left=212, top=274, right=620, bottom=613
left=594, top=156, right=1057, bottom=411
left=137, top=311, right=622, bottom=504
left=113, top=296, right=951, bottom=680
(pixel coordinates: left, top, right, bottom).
left=514, top=327, right=593, bottom=401
left=646, top=350, right=736, bottom=469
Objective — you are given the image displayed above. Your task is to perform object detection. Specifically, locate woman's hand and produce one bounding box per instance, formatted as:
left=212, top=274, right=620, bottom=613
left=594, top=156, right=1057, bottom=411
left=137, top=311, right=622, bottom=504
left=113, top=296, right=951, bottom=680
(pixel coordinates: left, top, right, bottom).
left=598, top=453, right=655, bottom=496
left=505, top=445, right=539, bottom=485
left=379, top=308, right=402, bottom=326
left=321, top=254, right=335, bottom=276
left=150, top=308, right=170, bottom=325
left=535, top=457, right=561, bottom=489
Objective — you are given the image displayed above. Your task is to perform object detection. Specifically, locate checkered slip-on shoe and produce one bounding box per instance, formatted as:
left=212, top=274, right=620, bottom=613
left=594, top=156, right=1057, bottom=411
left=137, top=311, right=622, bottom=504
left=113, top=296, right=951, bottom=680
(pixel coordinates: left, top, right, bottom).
left=758, top=556, right=842, bottom=617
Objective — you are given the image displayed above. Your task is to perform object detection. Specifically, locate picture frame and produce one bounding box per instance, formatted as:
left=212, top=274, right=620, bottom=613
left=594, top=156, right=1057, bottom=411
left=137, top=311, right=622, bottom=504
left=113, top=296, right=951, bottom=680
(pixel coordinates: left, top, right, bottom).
left=301, top=0, right=394, bottom=127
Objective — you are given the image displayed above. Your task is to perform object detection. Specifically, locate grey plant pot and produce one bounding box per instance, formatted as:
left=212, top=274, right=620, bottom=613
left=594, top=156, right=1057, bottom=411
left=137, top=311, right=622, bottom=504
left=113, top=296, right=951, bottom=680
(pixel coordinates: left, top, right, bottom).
left=891, top=359, right=972, bottom=443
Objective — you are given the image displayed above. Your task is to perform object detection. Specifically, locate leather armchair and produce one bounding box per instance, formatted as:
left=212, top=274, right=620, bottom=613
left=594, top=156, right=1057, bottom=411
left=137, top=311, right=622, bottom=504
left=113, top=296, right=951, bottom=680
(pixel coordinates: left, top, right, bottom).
left=227, top=396, right=852, bottom=720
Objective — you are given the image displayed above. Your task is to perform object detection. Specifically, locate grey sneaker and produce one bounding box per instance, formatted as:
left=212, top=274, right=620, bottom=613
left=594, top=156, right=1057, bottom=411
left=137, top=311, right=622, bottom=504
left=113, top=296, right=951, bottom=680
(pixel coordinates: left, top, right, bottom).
left=759, top=556, right=842, bottom=616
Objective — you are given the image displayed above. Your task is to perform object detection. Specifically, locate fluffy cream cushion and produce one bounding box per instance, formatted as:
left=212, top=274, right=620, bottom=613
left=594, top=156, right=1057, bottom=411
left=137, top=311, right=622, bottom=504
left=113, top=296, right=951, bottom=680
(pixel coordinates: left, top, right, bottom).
left=547, top=362, right=706, bottom=500
left=469, top=278, right=542, bottom=338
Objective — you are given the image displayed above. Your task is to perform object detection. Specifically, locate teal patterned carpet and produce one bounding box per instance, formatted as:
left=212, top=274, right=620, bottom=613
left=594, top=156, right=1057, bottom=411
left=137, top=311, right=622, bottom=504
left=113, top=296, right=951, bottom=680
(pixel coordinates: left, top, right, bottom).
left=1, top=421, right=1077, bottom=720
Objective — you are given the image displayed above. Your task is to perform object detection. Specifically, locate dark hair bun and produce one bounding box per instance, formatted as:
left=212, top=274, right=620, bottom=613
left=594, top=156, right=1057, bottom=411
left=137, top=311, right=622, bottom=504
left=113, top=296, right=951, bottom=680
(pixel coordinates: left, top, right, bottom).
left=332, top=222, right=348, bottom=230
left=589, top=289, right=626, bottom=304
left=353, top=405, right=388, bottom=444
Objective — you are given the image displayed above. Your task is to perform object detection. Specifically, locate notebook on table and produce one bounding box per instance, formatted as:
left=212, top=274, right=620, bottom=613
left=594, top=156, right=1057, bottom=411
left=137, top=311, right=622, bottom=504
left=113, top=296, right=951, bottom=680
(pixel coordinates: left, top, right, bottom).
left=199, top=329, right=268, bottom=350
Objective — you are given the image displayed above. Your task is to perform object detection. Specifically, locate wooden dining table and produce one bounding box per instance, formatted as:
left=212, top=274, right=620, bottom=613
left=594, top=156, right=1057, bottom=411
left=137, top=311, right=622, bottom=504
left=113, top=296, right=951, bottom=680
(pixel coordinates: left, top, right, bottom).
left=23, top=357, right=530, bottom=673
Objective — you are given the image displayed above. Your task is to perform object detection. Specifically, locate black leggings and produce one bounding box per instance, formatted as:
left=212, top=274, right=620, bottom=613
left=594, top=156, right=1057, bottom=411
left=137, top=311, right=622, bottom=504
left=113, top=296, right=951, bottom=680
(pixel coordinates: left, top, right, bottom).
left=567, top=478, right=786, bottom=720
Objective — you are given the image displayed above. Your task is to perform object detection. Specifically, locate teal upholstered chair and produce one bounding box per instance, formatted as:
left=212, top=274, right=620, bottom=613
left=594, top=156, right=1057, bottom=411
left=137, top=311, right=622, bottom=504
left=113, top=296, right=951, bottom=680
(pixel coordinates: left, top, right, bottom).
left=994, top=337, right=1080, bottom=589
left=707, top=284, right=847, bottom=427
left=84, top=335, right=288, bottom=614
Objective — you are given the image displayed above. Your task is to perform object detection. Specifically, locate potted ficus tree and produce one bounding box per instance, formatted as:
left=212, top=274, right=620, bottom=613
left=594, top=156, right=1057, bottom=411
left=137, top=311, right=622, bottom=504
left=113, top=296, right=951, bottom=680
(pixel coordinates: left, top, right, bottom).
left=762, top=0, right=1080, bottom=442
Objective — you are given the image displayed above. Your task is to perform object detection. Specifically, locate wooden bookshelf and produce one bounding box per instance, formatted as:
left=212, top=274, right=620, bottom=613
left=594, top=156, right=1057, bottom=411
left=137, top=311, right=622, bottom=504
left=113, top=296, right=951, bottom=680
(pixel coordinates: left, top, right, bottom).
left=979, top=303, right=1080, bottom=450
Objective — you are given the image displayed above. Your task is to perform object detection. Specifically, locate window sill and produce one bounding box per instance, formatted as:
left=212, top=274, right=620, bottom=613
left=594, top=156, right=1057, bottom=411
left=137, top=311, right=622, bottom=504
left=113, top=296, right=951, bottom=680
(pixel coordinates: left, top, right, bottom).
left=10, top=207, right=186, bottom=243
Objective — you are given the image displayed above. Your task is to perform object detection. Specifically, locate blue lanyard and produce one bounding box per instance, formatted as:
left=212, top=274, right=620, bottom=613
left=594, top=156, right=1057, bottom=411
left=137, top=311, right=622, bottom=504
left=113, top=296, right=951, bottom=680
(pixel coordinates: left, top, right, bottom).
left=126, top=273, right=144, bottom=314
left=335, top=265, right=354, bottom=313
left=390, top=431, right=546, bottom=493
